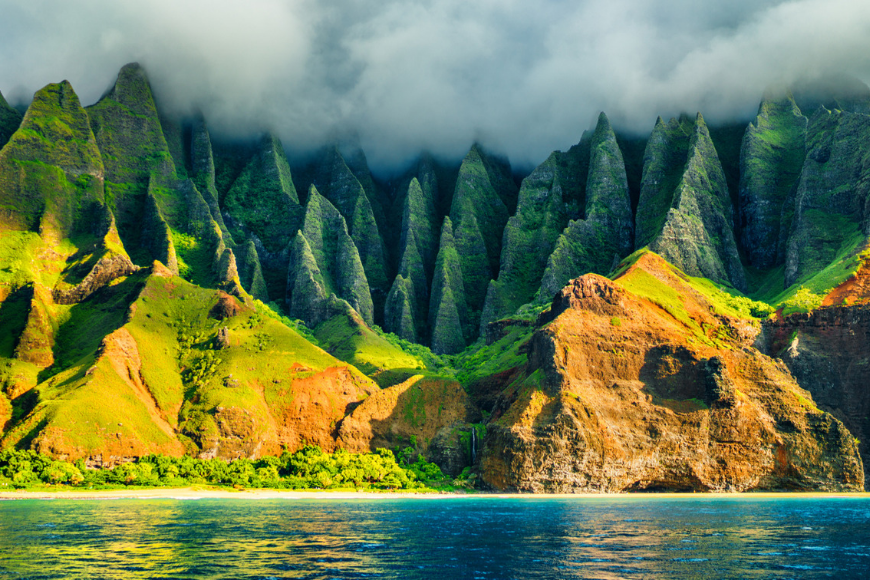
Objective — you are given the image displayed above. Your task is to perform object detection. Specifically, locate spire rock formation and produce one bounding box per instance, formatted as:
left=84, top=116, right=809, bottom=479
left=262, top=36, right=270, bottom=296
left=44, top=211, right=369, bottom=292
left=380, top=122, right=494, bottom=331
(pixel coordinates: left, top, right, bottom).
left=448, top=145, right=518, bottom=335
left=383, top=177, right=438, bottom=341
left=739, top=91, right=808, bottom=270
left=286, top=185, right=373, bottom=327
left=4, top=62, right=870, bottom=494
left=0, top=81, right=105, bottom=238
left=428, top=216, right=470, bottom=354
left=306, top=146, right=390, bottom=318
left=86, top=63, right=178, bottom=216
left=783, top=106, right=870, bottom=287
left=635, top=113, right=746, bottom=291
left=538, top=113, right=634, bottom=300
left=222, top=133, right=302, bottom=298
left=483, top=112, right=633, bottom=328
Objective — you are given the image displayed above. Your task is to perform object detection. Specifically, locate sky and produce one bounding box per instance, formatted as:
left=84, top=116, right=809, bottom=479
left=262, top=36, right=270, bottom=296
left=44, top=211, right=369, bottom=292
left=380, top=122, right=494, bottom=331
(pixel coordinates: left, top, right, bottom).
left=2, top=0, right=870, bottom=173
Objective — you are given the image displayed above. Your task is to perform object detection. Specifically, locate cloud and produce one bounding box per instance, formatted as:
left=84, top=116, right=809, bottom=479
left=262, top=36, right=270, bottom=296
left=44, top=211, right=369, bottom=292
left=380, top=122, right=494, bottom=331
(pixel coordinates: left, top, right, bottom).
left=1, top=0, right=869, bottom=172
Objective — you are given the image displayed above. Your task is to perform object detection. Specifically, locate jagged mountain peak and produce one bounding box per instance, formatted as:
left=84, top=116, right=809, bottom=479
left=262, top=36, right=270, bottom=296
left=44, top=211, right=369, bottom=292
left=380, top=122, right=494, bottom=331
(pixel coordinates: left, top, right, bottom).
left=98, top=62, right=160, bottom=117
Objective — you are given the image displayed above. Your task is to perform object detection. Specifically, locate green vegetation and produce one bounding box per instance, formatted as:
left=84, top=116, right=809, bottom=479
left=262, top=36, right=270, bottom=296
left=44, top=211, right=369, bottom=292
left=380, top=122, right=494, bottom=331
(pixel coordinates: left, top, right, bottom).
left=615, top=249, right=773, bottom=321
left=748, top=232, right=868, bottom=314
left=538, top=113, right=633, bottom=300
left=454, top=325, right=533, bottom=387
left=313, top=312, right=425, bottom=376
left=739, top=93, right=807, bottom=269
left=222, top=134, right=302, bottom=256
left=0, top=90, right=22, bottom=149
left=428, top=216, right=470, bottom=353
left=0, top=446, right=447, bottom=491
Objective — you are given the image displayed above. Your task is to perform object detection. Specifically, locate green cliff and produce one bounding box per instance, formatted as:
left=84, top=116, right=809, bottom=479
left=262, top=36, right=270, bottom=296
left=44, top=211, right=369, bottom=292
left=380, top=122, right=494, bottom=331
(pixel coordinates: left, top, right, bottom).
left=0, top=81, right=105, bottom=237
left=538, top=113, right=634, bottom=300
left=222, top=133, right=302, bottom=254
left=0, top=91, right=22, bottom=150
left=286, top=186, right=373, bottom=326
left=783, top=106, right=870, bottom=287
left=302, top=147, right=389, bottom=317
left=448, top=145, right=517, bottom=334
left=428, top=217, right=469, bottom=354
left=86, top=63, right=179, bottom=254
left=636, top=113, right=746, bottom=290
left=739, top=91, right=807, bottom=269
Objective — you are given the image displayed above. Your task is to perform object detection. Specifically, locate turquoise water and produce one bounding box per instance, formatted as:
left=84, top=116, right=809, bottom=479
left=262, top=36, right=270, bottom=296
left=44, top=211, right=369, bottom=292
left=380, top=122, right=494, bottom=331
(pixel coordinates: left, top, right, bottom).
left=0, top=497, right=869, bottom=579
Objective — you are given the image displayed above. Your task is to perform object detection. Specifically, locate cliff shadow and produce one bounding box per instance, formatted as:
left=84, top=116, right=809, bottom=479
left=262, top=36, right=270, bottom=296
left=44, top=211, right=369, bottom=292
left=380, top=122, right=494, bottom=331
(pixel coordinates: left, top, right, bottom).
left=638, top=344, right=709, bottom=413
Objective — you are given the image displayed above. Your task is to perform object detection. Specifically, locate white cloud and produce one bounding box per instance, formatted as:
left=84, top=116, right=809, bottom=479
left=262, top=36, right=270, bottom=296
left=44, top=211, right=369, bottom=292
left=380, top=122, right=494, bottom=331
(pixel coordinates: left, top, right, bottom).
left=1, top=0, right=869, bottom=172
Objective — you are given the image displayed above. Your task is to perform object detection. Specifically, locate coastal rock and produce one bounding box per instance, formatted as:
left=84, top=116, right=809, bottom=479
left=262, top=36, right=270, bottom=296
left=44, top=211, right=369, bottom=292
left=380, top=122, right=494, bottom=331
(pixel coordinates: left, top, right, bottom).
left=338, top=375, right=479, bottom=471
left=759, top=298, right=870, bottom=489
left=480, top=253, right=864, bottom=492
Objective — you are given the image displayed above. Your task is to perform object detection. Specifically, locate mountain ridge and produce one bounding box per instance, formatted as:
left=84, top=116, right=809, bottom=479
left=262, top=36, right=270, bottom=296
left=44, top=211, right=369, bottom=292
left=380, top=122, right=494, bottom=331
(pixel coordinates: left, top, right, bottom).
left=2, top=63, right=870, bottom=491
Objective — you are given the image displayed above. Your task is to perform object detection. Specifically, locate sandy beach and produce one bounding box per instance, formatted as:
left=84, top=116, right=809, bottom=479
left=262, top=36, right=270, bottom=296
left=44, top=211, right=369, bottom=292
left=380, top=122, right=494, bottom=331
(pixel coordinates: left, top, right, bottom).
left=1, top=487, right=868, bottom=501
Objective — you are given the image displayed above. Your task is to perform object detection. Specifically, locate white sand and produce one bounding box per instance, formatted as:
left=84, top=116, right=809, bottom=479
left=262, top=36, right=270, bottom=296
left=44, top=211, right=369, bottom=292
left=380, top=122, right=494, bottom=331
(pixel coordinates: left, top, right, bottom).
left=1, top=487, right=868, bottom=501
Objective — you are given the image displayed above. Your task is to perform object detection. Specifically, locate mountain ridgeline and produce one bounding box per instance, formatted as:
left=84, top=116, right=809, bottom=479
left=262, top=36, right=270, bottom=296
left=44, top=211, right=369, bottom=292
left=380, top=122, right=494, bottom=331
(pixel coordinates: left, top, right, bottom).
left=2, top=63, right=870, bottom=492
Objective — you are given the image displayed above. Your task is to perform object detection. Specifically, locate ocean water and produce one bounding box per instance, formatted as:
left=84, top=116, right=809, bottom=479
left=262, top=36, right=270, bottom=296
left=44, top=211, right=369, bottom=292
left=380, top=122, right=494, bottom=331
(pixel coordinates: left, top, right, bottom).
left=0, top=496, right=869, bottom=579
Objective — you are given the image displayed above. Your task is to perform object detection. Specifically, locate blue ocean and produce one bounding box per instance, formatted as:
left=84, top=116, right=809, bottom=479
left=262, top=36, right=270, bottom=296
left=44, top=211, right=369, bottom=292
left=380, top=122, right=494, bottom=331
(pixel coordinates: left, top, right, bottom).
left=1, top=496, right=869, bottom=579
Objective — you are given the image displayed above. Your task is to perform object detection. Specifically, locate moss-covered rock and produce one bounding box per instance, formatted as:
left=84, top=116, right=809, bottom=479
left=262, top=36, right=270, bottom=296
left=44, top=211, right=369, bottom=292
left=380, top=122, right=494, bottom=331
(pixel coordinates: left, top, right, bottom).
left=783, top=106, right=870, bottom=287
left=400, top=176, right=439, bottom=279
left=286, top=232, right=329, bottom=324
left=384, top=224, right=428, bottom=341
left=538, top=113, right=634, bottom=300
left=739, top=91, right=807, bottom=269
left=481, top=133, right=593, bottom=329
left=221, top=133, right=302, bottom=298
left=635, top=115, right=693, bottom=249
left=0, top=81, right=105, bottom=238
left=222, top=133, right=302, bottom=254
left=236, top=240, right=269, bottom=302
left=637, top=113, right=745, bottom=290
left=87, top=63, right=177, bottom=203
left=13, top=284, right=58, bottom=369
left=0, top=90, right=23, bottom=150
left=384, top=274, right=418, bottom=342
left=447, top=145, right=518, bottom=338
left=188, top=117, right=230, bottom=234
left=428, top=217, right=469, bottom=354
left=141, top=184, right=179, bottom=275
left=308, top=147, right=389, bottom=311
left=286, top=186, right=373, bottom=326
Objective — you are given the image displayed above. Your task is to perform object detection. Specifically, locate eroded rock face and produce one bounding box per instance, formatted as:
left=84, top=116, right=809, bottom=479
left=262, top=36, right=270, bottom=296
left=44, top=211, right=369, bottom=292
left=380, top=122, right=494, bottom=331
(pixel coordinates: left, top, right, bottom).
left=782, top=108, right=870, bottom=287
left=636, top=114, right=745, bottom=291
left=759, top=304, right=870, bottom=488
left=338, top=376, right=480, bottom=475
left=738, top=92, right=807, bottom=269
left=480, top=269, right=864, bottom=492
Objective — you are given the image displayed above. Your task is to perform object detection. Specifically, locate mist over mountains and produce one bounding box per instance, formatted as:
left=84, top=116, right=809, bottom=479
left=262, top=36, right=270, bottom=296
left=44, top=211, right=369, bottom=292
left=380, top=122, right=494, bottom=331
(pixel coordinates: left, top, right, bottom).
left=2, top=0, right=870, bottom=172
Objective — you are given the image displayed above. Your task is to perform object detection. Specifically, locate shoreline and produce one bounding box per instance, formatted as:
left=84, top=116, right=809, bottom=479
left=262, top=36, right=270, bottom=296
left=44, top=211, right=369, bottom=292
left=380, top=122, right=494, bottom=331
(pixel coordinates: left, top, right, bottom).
left=1, top=487, right=869, bottom=501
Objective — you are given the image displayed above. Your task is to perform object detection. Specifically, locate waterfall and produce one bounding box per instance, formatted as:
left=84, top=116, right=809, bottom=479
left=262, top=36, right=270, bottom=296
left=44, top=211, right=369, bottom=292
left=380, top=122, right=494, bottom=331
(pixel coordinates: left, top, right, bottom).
left=471, top=427, right=477, bottom=462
